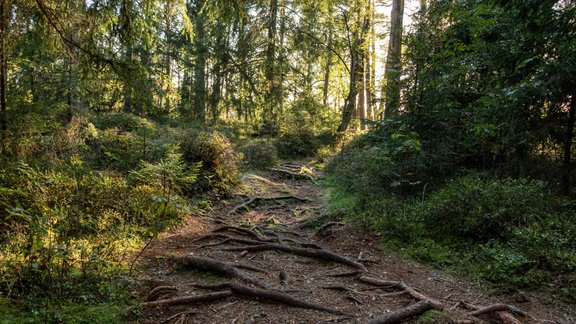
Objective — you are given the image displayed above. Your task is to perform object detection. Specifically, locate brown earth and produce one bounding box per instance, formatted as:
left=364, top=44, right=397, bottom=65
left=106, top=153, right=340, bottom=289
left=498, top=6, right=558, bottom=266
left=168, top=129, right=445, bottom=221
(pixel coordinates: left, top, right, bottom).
left=135, top=163, right=575, bottom=323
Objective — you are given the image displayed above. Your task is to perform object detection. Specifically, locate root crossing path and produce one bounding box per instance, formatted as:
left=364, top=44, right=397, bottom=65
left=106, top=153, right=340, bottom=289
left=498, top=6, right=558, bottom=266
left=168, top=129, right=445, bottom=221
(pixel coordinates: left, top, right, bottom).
left=137, top=162, right=572, bottom=323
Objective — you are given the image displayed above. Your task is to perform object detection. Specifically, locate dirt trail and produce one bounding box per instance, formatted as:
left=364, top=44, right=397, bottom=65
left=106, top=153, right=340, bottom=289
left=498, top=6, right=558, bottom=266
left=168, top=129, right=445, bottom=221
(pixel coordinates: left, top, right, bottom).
left=136, top=162, right=574, bottom=323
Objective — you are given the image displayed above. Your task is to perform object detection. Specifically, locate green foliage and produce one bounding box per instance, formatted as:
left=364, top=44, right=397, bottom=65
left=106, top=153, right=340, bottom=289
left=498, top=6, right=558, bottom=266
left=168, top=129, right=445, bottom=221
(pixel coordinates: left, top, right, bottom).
left=275, top=131, right=319, bottom=159
left=180, top=130, right=241, bottom=195
left=327, top=123, right=429, bottom=198
left=422, top=175, right=557, bottom=242
left=241, top=140, right=279, bottom=170
left=328, top=171, right=576, bottom=297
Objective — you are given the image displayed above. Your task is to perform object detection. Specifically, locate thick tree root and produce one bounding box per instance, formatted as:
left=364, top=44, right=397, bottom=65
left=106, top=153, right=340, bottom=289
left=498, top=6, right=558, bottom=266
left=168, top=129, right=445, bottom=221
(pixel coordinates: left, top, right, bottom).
left=315, top=222, right=345, bottom=235
left=366, top=300, right=440, bottom=324
left=145, top=285, right=178, bottom=302
left=227, top=196, right=311, bottom=215
left=357, top=276, right=442, bottom=308
left=142, top=291, right=233, bottom=307
left=269, top=167, right=318, bottom=183
left=468, top=303, right=530, bottom=318
left=193, top=282, right=348, bottom=316
left=223, top=243, right=367, bottom=270
left=214, top=225, right=270, bottom=241
left=172, top=255, right=270, bottom=289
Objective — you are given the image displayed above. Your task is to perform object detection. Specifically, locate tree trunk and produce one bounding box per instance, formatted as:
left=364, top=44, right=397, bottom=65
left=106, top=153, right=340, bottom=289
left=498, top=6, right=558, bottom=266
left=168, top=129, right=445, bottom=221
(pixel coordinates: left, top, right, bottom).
left=165, top=0, right=173, bottom=114
left=121, top=0, right=133, bottom=113
left=384, top=0, right=404, bottom=118
left=193, top=0, right=206, bottom=123
left=338, top=39, right=359, bottom=133
left=263, top=0, right=278, bottom=132
left=0, top=0, right=8, bottom=135
left=322, top=32, right=333, bottom=108
left=562, top=94, right=576, bottom=195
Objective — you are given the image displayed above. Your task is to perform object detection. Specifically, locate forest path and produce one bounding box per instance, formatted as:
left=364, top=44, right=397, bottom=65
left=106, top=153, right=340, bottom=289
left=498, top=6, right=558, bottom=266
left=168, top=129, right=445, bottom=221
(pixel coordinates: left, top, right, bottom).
left=136, top=162, right=572, bottom=323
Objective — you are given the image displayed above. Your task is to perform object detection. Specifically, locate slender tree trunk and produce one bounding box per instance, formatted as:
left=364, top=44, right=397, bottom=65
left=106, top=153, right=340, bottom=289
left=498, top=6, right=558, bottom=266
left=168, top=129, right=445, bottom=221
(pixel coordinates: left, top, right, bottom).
left=384, top=0, right=404, bottom=118
left=121, top=0, right=133, bottom=113
left=368, top=0, right=376, bottom=121
left=562, top=95, right=576, bottom=195
left=338, top=7, right=362, bottom=133
left=165, top=0, right=173, bottom=114
left=0, top=0, right=7, bottom=136
left=278, top=0, right=286, bottom=117
left=194, top=0, right=206, bottom=123
left=263, top=0, right=278, bottom=132
left=322, top=32, right=333, bottom=108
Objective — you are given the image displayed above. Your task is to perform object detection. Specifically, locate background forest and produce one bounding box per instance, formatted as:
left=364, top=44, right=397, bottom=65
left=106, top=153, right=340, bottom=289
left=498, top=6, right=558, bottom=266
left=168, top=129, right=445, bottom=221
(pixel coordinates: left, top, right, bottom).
left=0, top=0, right=574, bottom=322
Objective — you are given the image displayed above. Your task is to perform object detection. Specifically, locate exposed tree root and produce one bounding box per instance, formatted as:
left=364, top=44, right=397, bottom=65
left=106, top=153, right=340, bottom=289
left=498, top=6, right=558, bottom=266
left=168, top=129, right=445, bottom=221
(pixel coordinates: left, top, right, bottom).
left=227, top=196, right=311, bottom=216
left=160, top=311, right=200, bottom=324
left=468, top=303, right=530, bottom=318
left=193, top=282, right=348, bottom=316
left=172, top=255, right=270, bottom=289
left=142, top=291, right=233, bottom=308
left=325, top=270, right=361, bottom=278
left=269, top=167, right=317, bottom=183
left=366, top=300, right=440, bottom=324
left=214, top=225, right=270, bottom=241
left=357, top=276, right=442, bottom=308
left=145, top=285, right=178, bottom=302
left=293, top=214, right=329, bottom=229
left=315, top=222, right=345, bottom=235
left=223, top=243, right=367, bottom=270
left=451, top=300, right=539, bottom=323
left=234, top=262, right=268, bottom=274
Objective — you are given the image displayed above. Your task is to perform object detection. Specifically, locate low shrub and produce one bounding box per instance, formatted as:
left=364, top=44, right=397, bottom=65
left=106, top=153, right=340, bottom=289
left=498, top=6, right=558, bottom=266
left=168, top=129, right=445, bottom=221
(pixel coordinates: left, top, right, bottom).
left=421, top=174, right=558, bottom=243
left=275, top=131, right=319, bottom=159
left=180, top=130, right=241, bottom=195
left=242, top=140, right=279, bottom=170
left=327, top=169, right=576, bottom=297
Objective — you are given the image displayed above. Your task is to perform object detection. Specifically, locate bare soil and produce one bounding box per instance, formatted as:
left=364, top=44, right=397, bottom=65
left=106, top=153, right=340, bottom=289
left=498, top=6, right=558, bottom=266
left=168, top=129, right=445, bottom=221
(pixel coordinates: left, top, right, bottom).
left=135, top=163, right=575, bottom=323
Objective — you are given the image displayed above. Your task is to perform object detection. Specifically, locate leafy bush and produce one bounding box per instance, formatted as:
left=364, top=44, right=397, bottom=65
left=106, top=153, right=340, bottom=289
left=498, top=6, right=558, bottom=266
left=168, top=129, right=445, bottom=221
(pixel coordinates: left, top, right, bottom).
left=327, top=124, right=429, bottom=198
left=275, top=130, right=319, bottom=159
left=242, top=140, right=279, bottom=170
left=180, top=130, right=241, bottom=195
left=422, top=174, right=558, bottom=242
left=92, top=111, right=155, bottom=132
left=328, top=168, right=576, bottom=297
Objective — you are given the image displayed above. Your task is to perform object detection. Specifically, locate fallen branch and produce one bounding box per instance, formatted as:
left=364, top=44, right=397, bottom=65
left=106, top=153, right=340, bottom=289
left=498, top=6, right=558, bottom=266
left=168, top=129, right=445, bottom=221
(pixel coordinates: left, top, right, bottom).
left=194, top=282, right=347, bottom=315
left=142, top=291, right=233, bottom=307
left=366, top=300, right=440, bottom=324
left=358, top=276, right=442, bottom=308
left=223, top=243, right=367, bottom=270
left=173, top=255, right=270, bottom=289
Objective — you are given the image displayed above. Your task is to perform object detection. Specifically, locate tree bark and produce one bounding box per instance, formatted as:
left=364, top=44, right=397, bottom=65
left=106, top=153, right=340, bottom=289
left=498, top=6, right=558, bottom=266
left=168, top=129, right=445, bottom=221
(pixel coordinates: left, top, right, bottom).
left=263, top=0, right=278, bottom=132
left=0, top=0, right=8, bottom=135
left=194, top=0, right=207, bottom=123
left=562, top=94, right=575, bottom=195
left=383, top=0, right=404, bottom=118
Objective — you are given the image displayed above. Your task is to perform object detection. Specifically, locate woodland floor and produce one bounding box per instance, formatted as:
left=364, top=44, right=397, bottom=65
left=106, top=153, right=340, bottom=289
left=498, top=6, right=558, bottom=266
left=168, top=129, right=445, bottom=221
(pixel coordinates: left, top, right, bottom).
left=135, top=162, right=575, bottom=323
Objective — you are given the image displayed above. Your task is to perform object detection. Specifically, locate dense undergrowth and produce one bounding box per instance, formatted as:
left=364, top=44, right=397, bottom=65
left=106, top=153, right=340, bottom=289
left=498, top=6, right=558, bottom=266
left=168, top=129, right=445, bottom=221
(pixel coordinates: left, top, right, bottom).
left=0, top=107, right=243, bottom=322
left=0, top=104, right=338, bottom=322
left=326, top=123, right=576, bottom=301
